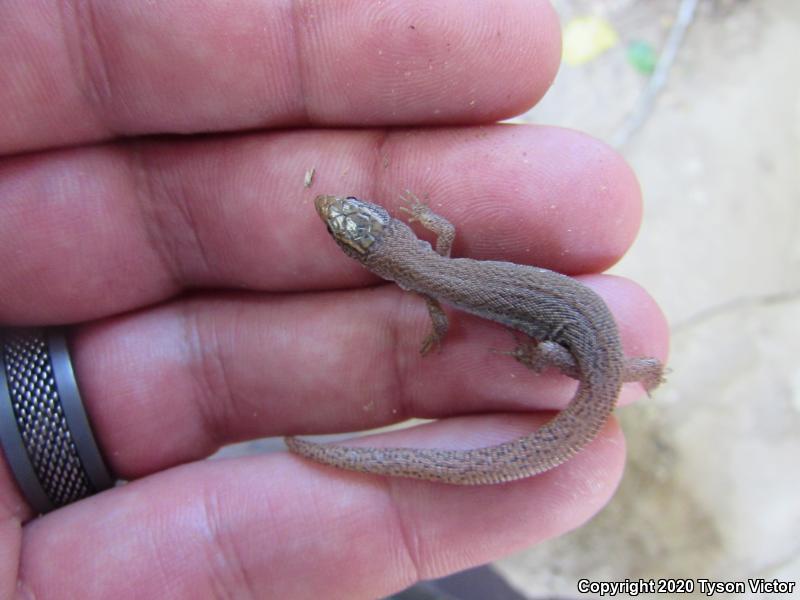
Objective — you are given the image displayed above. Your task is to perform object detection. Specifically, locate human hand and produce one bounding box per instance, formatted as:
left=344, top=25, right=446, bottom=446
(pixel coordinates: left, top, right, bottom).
left=0, top=1, right=667, bottom=598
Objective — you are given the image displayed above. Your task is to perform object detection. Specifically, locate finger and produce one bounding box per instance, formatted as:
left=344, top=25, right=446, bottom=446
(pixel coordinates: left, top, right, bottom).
left=0, top=125, right=641, bottom=323
left=1, top=0, right=560, bottom=154
left=58, top=274, right=665, bottom=482
left=18, top=417, right=624, bottom=599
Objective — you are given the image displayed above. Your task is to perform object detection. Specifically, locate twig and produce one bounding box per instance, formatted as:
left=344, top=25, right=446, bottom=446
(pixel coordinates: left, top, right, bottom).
left=673, top=289, right=800, bottom=333
left=611, top=0, right=700, bottom=148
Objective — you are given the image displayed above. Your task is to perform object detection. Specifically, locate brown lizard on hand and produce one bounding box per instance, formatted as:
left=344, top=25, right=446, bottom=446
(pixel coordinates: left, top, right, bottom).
left=285, top=193, right=664, bottom=485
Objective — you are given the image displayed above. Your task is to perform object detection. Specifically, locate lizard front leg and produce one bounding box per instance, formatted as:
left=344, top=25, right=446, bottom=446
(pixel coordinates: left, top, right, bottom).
left=398, top=190, right=455, bottom=257
left=399, top=190, right=456, bottom=353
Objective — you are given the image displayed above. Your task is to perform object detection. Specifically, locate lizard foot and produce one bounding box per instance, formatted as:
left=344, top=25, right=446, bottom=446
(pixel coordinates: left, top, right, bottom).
left=397, top=189, right=430, bottom=224
left=509, top=338, right=579, bottom=378
left=419, top=331, right=443, bottom=356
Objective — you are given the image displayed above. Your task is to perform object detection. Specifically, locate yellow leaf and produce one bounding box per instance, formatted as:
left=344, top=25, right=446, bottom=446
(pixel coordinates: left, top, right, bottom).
left=563, top=17, right=619, bottom=66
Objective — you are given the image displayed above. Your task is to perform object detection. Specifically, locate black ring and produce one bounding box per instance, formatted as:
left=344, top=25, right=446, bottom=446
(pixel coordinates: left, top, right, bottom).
left=0, top=328, right=114, bottom=514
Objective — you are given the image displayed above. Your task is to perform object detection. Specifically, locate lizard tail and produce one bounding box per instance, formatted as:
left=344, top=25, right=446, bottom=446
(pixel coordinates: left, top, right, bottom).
left=284, top=341, right=624, bottom=485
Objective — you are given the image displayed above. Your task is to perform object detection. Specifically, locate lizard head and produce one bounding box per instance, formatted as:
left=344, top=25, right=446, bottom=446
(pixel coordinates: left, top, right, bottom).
left=314, top=195, right=391, bottom=256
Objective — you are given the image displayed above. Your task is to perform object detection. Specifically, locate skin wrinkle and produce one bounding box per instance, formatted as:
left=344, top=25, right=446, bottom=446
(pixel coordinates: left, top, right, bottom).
left=288, top=1, right=313, bottom=125
left=57, top=0, right=102, bottom=132
left=58, top=0, right=116, bottom=138
left=197, top=307, right=237, bottom=444
left=370, top=128, right=392, bottom=199
left=200, top=487, right=257, bottom=600
left=385, top=480, right=425, bottom=588
left=126, top=142, right=186, bottom=293
left=174, top=183, right=215, bottom=282
left=209, top=300, right=262, bottom=441
left=203, top=306, right=249, bottom=446
left=133, top=139, right=213, bottom=286
left=179, top=302, right=233, bottom=453
left=385, top=289, right=419, bottom=426
left=78, top=0, right=116, bottom=123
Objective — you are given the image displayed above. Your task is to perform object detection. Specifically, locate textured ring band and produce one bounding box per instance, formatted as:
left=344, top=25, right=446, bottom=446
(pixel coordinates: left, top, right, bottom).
left=0, top=328, right=114, bottom=514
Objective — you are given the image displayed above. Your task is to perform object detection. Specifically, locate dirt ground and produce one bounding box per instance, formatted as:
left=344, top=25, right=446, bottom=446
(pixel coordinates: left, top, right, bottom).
left=498, top=0, right=800, bottom=597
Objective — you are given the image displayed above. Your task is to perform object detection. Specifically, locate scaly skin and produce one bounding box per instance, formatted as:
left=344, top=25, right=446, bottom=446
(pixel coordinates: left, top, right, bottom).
left=284, top=194, right=664, bottom=485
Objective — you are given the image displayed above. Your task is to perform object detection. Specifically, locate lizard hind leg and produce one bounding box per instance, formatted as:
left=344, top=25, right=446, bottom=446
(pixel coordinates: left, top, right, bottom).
left=510, top=337, right=580, bottom=378
left=509, top=336, right=666, bottom=392
left=418, top=294, right=449, bottom=355
left=623, top=357, right=666, bottom=393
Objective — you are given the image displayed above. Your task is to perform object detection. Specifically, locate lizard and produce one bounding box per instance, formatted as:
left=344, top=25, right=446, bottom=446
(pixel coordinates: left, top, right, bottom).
left=284, top=193, right=664, bottom=485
